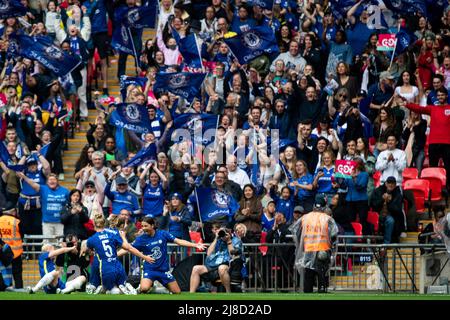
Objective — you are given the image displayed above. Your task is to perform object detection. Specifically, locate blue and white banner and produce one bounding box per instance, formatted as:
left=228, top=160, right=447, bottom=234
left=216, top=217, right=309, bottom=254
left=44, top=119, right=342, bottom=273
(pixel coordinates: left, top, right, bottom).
left=109, top=103, right=153, bottom=134
left=11, top=34, right=81, bottom=77
left=124, top=143, right=157, bottom=167
left=394, top=30, right=417, bottom=56
left=111, top=25, right=135, bottom=55
left=173, top=113, right=219, bottom=148
left=224, top=26, right=279, bottom=65
left=196, top=187, right=240, bottom=222
left=120, top=75, right=148, bottom=101
left=0, top=0, right=28, bottom=19
left=246, top=0, right=274, bottom=9
left=115, top=1, right=157, bottom=29
left=153, top=72, right=206, bottom=102
left=383, top=0, right=427, bottom=16
left=172, top=30, right=203, bottom=69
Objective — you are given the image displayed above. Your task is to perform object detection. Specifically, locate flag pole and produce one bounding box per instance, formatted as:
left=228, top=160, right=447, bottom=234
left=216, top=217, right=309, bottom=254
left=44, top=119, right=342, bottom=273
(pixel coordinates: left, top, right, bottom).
left=194, top=187, right=206, bottom=240
left=388, top=22, right=402, bottom=71
left=127, top=27, right=140, bottom=76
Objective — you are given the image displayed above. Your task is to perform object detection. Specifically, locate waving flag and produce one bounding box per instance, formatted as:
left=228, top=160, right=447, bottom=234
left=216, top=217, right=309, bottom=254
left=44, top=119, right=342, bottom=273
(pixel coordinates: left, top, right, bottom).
left=172, top=30, right=203, bottom=69
left=115, top=1, right=157, bottom=29
left=173, top=113, right=219, bottom=147
left=112, top=25, right=135, bottom=55
left=153, top=72, right=206, bottom=102
left=383, top=0, right=427, bottom=16
left=246, top=0, right=274, bottom=9
left=195, top=187, right=240, bottom=222
left=120, top=75, right=148, bottom=101
left=224, top=26, right=279, bottom=65
left=0, top=142, right=26, bottom=171
left=394, top=30, right=417, bottom=56
left=0, top=0, right=28, bottom=19
left=40, top=142, right=51, bottom=157
left=12, top=34, right=81, bottom=77
left=109, top=103, right=153, bottom=134
left=124, top=143, right=157, bottom=167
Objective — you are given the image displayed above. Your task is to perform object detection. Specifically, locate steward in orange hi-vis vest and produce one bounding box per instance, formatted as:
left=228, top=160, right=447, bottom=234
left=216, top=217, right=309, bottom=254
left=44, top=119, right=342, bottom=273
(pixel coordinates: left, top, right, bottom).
left=0, top=212, right=22, bottom=259
left=290, top=194, right=338, bottom=293
left=0, top=206, right=24, bottom=289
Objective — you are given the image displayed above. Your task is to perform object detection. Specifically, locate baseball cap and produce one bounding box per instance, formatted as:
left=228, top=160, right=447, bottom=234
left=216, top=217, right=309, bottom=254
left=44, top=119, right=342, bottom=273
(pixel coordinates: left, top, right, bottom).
left=294, top=206, right=305, bottom=214
left=116, top=176, right=128, bottom=185
left=379, top=71, right=394, bottom=81
left=170, top=192, right=183, bottom=201
left=314, top=194, right=328, bottom=209
left=386, top=176, right=397, bottom=184
left=26, top=156, right=38, bottom=165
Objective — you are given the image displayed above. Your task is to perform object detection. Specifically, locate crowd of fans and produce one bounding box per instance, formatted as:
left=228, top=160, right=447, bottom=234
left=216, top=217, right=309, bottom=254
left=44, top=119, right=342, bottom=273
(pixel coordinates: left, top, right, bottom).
left=0, top=0, right=449, bottom=292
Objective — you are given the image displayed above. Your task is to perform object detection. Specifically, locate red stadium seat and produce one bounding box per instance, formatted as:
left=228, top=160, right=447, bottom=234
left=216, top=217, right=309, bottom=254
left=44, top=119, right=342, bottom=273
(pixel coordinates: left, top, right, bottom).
left=351, top=222, right=363, bottom=236
left=367, top=211, right=379, bottom=234
left=402, top=168, right=418, bottom=188
left=189, top=231, right=204, bottom=253
left=420, top=168, right=447, bottom=203
left=403, top=179, right=430, bottom=214
left=373, top=171, right=381, bottom=188
left=259, top=231, right=268, bottom=256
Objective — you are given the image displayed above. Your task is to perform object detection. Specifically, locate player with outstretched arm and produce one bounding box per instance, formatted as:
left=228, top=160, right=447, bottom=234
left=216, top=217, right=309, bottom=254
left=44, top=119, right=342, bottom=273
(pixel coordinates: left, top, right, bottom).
left=119, top=216, right=207, bottom=294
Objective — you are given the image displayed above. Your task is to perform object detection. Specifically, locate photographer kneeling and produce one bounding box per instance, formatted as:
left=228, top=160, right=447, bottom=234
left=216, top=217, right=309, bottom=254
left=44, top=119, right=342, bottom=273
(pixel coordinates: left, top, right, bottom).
left=190, top=223, right=242, bottom=293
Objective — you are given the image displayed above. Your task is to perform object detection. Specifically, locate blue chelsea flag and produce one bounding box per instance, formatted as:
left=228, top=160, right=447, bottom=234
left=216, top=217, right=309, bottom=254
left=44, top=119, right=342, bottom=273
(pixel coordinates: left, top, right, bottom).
left=124, top=143, right=157, bottom=167
left=115, top=0, right=157, bottom=29
left=196, top=187, right=240, bottom=222
left=12, top=34, right=81, bottom=77
left=153, top=72, right=206, bottom=102
left=109, top=103, right=153, bottom=134
left=120, top=75, right=148, bottom=101
left=112, top=25, right=135, bottom=55
left=0, top=0, right=28, bottom=19
left=224, top=26, right=279, bottom=65
left=172, top=30, right=203, bottom=69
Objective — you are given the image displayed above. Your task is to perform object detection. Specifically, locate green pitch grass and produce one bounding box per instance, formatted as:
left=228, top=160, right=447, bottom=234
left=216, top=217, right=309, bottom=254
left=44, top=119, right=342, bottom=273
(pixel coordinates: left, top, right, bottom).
left=1, top=292, right=450, bottom=300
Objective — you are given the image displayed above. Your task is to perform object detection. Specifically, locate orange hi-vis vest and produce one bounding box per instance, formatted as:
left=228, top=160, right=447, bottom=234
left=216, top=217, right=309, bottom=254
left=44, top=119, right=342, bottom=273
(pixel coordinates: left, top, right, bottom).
left=0, top=215, right=23, bottom=259
left=302, top=211, right=331, bottom=252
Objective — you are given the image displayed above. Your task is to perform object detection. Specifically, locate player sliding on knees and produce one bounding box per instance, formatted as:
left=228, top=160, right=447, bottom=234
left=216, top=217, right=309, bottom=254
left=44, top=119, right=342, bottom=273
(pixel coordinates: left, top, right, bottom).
left=80, top=214, right=155, bottom=294
left=118, top=217, right=207, bottom=294
left=27, top=244, right=86, bottom=294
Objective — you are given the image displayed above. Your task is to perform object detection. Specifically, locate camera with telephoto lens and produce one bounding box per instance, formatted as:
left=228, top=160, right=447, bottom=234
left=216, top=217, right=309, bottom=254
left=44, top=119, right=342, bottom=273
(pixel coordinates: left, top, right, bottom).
left=218, top=229, right=227, bottom=238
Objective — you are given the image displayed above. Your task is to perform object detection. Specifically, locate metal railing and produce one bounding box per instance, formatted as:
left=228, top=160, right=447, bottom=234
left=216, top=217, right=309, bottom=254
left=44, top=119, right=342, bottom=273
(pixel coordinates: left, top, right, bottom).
left=19, top=235, right=449, bottom=293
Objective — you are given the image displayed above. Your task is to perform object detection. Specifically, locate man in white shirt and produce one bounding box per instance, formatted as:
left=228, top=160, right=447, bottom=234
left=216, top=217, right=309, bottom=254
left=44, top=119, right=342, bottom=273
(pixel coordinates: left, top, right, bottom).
left=375, top=135, right=406, bottom=187
left=270, top=40, right=306, bottom=74
left=226, top=155, right=250, bottom=188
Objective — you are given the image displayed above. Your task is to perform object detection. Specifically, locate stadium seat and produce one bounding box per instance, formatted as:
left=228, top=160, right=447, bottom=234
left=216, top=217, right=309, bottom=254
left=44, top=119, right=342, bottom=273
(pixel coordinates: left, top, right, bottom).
left=367, top=211, right=379, bottom=234
left=403, top=179, right=430, bottom=215
left=189, top=231, right=204, bottom=253
left=351, top=222, right=363, bottom=237
left=402, top=168, right=418, bottom=188
left=420, top=168, right=447, bottom=203
left=258, top=231, right=268, bottom=256
left=373, top=171, right=381, bottom=188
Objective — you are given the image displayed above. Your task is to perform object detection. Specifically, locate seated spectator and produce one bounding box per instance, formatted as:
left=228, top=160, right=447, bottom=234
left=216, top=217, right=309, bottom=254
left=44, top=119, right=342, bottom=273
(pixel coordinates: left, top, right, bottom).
left=370, top=176, right=406, bottom=243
